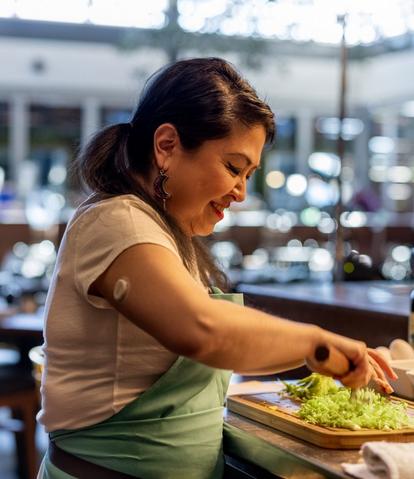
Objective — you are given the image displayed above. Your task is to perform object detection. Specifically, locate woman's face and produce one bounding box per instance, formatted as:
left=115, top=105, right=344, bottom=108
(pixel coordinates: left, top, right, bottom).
left=162, top=123, right=266, bottom=236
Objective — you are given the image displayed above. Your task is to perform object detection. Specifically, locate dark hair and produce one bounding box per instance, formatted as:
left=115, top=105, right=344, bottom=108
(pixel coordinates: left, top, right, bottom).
left=76, top=57, right=275, bottom=290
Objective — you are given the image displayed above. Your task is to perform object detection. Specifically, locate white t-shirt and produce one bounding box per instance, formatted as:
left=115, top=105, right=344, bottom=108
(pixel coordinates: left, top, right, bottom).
left=37, top=194, right=199, bottom=432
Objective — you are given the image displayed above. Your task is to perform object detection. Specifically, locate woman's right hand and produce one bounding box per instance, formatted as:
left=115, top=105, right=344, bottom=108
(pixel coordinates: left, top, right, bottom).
left=305, top=330, right=396, bottom=391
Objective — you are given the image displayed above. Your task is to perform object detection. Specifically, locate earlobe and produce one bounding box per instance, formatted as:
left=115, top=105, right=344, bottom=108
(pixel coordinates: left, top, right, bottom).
left=153, top=123, right=179, bottom=169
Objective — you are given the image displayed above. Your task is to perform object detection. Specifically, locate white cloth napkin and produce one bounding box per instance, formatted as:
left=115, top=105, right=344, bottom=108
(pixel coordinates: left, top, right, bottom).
left=342, top=442, right=414, bottom=479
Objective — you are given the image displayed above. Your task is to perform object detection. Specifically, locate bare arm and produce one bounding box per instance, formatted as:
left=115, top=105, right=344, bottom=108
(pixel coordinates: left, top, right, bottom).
left=91, top=243, right=316, bottom=371
left=240, top=359, right=305, bottom=376
left=90, top=244, right=395, bottom=389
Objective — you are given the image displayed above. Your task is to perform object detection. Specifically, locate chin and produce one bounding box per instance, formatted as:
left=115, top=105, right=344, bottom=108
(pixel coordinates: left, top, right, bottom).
left=192, top=225, right=215, bottom=237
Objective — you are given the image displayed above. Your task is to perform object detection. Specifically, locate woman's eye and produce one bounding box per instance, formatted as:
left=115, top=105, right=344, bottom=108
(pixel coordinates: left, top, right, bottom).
left=227, top=163, right=241, bottom=175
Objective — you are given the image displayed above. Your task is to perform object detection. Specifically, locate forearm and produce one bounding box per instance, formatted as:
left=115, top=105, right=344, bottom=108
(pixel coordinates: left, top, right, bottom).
left=191, top=299, right=321, bottom=373
left=238, top=359, right=306, bottom=376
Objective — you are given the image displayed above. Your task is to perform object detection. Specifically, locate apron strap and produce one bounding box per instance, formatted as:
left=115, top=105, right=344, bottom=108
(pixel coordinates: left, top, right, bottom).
left=49, top=441, right=139, bottom=479
left=209, top=286, right=223, bottom=294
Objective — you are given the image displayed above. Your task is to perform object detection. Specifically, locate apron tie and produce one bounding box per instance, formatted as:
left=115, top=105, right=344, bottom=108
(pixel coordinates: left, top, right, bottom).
left=49, top=441, right=139, bottom=479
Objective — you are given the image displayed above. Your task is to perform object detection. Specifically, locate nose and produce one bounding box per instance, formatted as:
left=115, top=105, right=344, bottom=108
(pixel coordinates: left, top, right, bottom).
left=232, top=177, right=247, bottom=203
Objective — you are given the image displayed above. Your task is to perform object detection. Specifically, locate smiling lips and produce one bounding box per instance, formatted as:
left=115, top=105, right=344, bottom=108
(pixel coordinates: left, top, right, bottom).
left=210, top=201, right=229, bottom=220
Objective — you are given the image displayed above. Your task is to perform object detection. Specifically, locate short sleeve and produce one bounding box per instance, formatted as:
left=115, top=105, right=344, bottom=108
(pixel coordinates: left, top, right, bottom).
left=73, top=195, right=180, bottom=308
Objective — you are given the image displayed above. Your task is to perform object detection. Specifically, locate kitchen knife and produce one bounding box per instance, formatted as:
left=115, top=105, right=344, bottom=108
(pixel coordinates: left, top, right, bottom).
left=314, top=345, right=355, bottom=376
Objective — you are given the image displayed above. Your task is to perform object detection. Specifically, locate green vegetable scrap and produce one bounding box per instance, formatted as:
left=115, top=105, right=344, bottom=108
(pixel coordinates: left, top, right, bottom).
left=282, top=373, right=414, bottom=431
left=282, top=373, right=339, bottom=400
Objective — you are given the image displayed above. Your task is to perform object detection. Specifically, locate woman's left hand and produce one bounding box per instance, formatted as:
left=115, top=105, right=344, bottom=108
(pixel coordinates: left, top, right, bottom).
left=367, top=348, right=397, bottom=394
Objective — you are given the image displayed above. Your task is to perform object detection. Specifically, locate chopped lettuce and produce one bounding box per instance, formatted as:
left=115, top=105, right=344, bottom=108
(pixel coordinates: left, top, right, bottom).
left=282, top=373, right=339, bottom=400
left=282, top=373, right=414, bottom=431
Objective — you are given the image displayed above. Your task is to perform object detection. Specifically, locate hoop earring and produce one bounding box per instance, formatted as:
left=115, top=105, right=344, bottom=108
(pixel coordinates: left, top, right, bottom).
left=153, top=169, right=171, bottom=211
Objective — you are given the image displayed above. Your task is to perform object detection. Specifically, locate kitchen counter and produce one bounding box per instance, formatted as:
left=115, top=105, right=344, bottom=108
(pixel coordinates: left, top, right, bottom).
left=224, top=409, right=359, bottom=478
left=237, top=281, right=413, bottom=349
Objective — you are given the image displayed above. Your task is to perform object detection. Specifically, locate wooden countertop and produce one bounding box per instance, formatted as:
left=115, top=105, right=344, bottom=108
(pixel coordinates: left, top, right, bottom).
left=235, top=281, right=413, bottom=350
left=237, top=281, right=412, bottom=318
left=224, top=409, right=359, bottom=478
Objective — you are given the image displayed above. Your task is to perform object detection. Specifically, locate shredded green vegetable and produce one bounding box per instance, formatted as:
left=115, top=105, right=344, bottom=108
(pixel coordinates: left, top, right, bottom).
left=282, top=373, right=414, bottom=431
left=282, top=373, right=339, bottom=400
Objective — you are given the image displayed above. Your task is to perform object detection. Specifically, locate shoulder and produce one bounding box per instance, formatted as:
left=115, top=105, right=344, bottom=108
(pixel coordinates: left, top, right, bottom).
left=72, top=194, right=170, bottom=233
left=73, top=194, right=180, bottom=261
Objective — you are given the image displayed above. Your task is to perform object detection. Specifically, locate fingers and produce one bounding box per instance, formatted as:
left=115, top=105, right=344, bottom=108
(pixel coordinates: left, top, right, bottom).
left=309, top=331, right=399, bottom=392
left=306, top=337, right=365, bottom=381
left=337, top=354, right=371, bottom=389
left=368, top=356, right=394, bottom=394
left=326, top=332, right=367, bottom=368
left=368, top=349, right=398, bottom=380
left=367, top=351, right=396, bottom=394
left=369, top=354, right=387, bottom=383
left=319, top=334, right=370, bottom=388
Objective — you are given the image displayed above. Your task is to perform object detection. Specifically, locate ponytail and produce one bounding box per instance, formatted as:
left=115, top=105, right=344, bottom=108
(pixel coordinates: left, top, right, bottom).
left=76, top=123, right=134, bottom=195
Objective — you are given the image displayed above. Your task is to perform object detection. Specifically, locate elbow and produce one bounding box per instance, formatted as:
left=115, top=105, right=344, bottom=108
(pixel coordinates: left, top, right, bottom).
left=165, top=311, right=218, bottom=363
left=187, top=312, right=221, bottom=365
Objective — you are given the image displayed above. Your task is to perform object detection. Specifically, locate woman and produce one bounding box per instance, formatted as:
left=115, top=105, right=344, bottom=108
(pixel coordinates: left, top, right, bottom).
left=37, top=57, right=395, bottom=479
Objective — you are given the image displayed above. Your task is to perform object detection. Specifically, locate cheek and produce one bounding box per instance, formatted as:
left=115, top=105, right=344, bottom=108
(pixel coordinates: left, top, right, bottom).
left=172, top=162, right=231, bottom=209
left=197, top=171, right=232, bottom=196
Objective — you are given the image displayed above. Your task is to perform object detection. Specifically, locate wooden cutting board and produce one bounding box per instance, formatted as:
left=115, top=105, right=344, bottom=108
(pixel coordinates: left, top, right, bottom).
left=227, top=392, right=414, bottom=449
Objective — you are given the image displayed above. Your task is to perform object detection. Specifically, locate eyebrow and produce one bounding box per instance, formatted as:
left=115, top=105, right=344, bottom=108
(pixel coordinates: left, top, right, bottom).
left=225, top=153, right=261, bottom=170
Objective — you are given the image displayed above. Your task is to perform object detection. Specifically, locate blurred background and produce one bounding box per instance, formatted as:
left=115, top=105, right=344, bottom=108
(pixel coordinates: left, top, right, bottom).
left=1, top=1, right=414, bottom=477
left=1, top=0, right=414, bottom=300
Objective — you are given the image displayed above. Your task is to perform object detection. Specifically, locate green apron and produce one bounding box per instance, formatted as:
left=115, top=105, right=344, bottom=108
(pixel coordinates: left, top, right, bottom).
left=38, top=289, right=243, bottom=479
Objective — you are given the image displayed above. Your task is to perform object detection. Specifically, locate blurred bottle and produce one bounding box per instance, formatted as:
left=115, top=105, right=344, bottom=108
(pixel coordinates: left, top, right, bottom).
left=343, top=249, right=380, bottom=281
